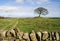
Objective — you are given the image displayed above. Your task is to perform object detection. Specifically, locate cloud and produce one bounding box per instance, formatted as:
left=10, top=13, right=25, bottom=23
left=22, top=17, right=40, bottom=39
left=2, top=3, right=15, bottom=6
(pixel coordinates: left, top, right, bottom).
left=0, top=6, right=19, bottom=12
left=18, top=6, right=34, bottom=12
left=16, top=0, right=24, bottom=3
left=36, top=0, right=49, bottom=4
left=0, top=6, right=34, bottom=13
left=16, top=0, right=49, bottom=4
left=0, top=6, right=35, bottom=17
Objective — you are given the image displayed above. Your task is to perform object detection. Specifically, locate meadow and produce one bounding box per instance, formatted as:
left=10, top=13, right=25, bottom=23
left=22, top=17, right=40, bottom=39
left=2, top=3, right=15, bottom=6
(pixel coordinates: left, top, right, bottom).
left=0, top=17, right=60, bottom=32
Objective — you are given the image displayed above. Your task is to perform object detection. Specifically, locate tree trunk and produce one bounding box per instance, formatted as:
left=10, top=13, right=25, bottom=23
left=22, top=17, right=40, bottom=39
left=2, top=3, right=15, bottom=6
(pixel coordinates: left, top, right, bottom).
left=39, top=14, right=40, bottom=17
left=39, top=12, right=41, bottom=17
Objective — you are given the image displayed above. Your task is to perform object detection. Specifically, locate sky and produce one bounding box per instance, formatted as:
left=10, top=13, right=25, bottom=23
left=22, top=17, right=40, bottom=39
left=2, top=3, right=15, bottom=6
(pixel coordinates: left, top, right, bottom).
left=0, top=0, right=60, bottom=17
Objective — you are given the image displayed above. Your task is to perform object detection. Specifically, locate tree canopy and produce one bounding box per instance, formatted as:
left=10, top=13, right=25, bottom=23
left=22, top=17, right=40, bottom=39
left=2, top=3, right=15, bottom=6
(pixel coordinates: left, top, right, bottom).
left=34, top=7, right=48, bottom=17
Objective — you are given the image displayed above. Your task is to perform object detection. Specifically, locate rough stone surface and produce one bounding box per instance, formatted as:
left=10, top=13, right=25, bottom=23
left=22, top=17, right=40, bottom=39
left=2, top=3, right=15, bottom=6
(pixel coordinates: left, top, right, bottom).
left=23, top=33, right=30, bottom=41
left=52, top=32, right=56, bottom=40
left=30, top=30, right=37, bottom=41
left=42, top=31, right=48, bottom=40
left=18, top=31, right=24, bottom=41
left=36, top=32, right=41, bottom=41
left=16, top=39, right=20, bottom=41
left=48, top=32, right=52, bottom=40
left=10, top=29, right=16, bottom=37
left=56, top=32, right=59, bottom=40
left=0, top=28, right=60, bottom=41
left=2, top=30, right=7, bottom=37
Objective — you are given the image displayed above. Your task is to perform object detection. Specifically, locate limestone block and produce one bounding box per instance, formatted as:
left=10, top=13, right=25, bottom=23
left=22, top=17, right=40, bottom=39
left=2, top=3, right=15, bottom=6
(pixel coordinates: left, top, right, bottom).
left=36, top=32, right=41, bottom=41
left=52, top=32, right=56, bottom=40
left=56, top=32, right=59, bottom=40
left=30, top=30, right=37, bottom=41
left=23, top=33, right=30, bottom=41
left=42, top=31, right=48, bottom=40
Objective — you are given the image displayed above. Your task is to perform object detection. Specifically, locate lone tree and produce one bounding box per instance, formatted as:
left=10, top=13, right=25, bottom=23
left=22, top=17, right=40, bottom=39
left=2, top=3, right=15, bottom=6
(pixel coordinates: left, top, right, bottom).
left=34, top=7, right=48, bottom=17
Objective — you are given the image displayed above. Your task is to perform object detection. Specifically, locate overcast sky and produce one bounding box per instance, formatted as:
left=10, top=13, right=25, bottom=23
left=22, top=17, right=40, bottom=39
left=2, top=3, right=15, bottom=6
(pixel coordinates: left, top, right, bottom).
left=0, top=0, right=60, bottom=17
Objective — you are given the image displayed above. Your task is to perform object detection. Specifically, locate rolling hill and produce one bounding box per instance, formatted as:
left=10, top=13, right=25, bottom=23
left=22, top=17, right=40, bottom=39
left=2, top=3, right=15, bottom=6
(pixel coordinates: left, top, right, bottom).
left=0, top=17, right=60, bottom=32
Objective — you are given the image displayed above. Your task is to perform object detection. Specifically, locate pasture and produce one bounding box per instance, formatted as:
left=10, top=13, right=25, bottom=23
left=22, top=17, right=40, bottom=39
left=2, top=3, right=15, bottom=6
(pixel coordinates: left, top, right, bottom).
left=0, top=17, right=60, bottom=32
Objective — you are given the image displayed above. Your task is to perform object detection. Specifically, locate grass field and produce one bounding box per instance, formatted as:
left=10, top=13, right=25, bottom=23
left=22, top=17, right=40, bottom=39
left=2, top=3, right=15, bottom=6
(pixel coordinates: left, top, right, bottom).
left=0, top=17, right=60, bottom=32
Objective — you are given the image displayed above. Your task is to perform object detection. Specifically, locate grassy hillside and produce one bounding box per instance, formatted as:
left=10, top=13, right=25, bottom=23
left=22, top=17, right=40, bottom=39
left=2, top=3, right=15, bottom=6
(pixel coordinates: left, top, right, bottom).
left=0, top=17, right=60, bottom=32
left=0, top=16, right=5, bottom=19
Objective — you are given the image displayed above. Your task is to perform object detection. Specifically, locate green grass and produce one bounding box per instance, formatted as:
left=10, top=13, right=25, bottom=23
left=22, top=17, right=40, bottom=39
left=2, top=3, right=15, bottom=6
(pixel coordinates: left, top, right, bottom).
left=0, top=19, right=18, bottom=30
left=0, top=17, right=60, bottom=32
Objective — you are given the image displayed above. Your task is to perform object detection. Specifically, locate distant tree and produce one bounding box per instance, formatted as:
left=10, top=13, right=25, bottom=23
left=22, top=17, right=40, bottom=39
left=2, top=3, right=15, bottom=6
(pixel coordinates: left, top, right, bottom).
left=0, top=16, right=4, bottom=19
left=34, top=7, right=48, bottom=17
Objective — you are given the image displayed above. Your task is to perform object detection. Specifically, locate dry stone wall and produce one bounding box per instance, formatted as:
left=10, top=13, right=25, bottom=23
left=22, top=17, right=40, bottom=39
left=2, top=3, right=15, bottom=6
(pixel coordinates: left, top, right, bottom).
left=0, top=28, right=60, bottom=41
